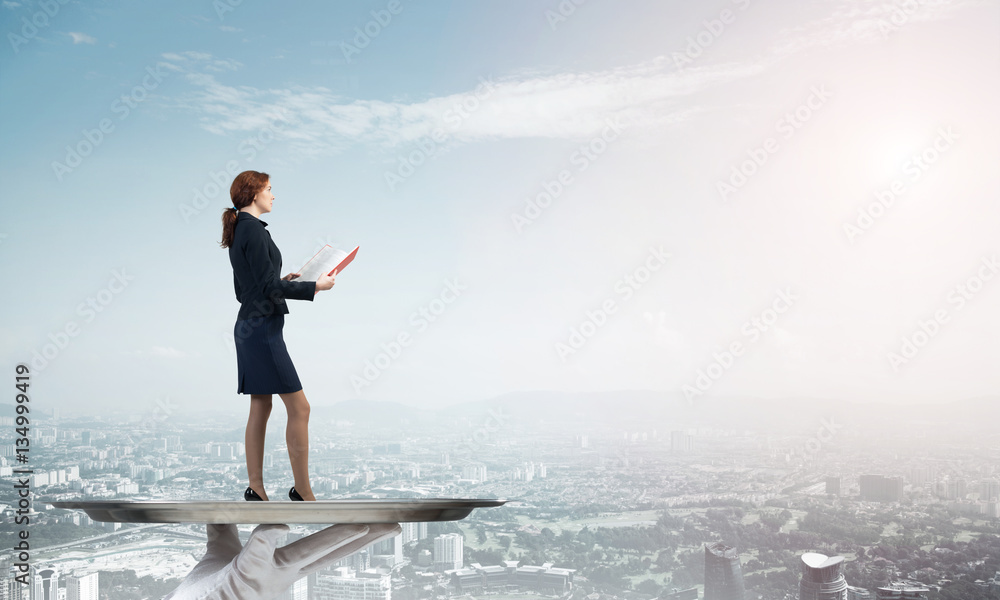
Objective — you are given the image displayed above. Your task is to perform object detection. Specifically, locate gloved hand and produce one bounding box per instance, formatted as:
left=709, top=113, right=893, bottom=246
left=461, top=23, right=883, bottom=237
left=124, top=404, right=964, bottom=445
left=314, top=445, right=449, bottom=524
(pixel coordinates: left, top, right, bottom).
left=164, top=521, right=401, bottom=600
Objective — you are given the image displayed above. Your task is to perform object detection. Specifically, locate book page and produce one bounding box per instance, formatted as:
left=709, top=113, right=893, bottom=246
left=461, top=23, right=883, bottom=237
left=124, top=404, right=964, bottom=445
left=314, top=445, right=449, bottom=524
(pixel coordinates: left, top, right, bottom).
left=298, top=246, right=349, bottom=282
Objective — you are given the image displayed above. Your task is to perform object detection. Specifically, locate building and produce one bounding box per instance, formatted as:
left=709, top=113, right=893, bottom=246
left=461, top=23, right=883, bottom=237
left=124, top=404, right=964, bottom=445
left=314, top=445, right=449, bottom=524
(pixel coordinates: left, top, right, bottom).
left=371, top=533, right=404, bottom=567
left=401, top=521, right=428, bottom=544
left=66, top=572, right=99, bottom=600
left=847, top=587, right=873, bottom=599
left=704, top=542, right=746, bottom=600
left=33, top=567, right=59, bottom=600
left=859, top=475, right=903, bottom=502
left=826, top=477, right=842, bottom=496
left=461, top=464, right=488, bottom=482
left=333, top=550, right=370, bottom=574
left=671, top=431, right=693, bottom=454
left=434, top=533, right=464, bottom=570
left=875, top=582, right=930, bottom=599
left=798, top=553, right=848, bottom=600
left=313, top=567, right=390, bottom=600
left=2, top=563, right=29, bottom=600
left=948, top=478, right=968, bottom=500
left=980, top=480, right=1000, bottom=501
left=449, top=560, right=575, bottom=594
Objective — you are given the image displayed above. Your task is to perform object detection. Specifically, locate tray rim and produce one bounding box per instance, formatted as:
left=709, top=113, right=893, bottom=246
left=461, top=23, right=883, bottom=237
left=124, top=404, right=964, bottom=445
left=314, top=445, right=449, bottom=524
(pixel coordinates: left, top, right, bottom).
left=40, top=498, right=508, bottom=524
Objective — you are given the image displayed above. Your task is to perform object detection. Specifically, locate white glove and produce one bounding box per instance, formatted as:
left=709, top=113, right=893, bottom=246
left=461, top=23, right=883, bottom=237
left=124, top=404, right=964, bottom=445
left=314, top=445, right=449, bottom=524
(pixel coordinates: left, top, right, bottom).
left=163, top=522, right=401, bottom=600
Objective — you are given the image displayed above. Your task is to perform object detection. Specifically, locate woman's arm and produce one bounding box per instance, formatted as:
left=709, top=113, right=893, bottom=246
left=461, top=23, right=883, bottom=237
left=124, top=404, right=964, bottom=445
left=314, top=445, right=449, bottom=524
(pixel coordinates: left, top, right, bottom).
left=241, top=226, right=317, bottom=302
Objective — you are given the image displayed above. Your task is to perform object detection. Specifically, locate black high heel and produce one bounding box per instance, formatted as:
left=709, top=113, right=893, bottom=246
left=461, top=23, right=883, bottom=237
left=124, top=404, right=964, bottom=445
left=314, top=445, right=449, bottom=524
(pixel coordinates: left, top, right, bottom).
left=289, top=487, right=304, bottom=501
left=244, top=486, right=265, bottom=501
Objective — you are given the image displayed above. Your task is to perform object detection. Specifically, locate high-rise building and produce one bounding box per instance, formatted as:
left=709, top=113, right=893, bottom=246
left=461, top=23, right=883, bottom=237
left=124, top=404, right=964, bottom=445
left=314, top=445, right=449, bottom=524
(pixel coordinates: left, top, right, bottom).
left=798, top=553, right=848, bottom=600
left=948, top=479, right=967, bottom=500
left=371, top=534, right=404, bottom=567
left=874, top=582, right=930, bottom=599
left=826, top=477, right=841, bottom=496
left=66, top=572, right=99, bottom=600
left=980, top=479, right=1000, bottom=501
left=907, top=466, right=934, bottom=486
left=704, top=542, right=746, bottom=600
left=671, top=431, right=693, bottom=454
left=434, top=533, right=464, bottom=571
left=2, top=563, right=29, bottom=600
left=402, top=521, right=428, bottom=544
left=33, top=567, right=59, bottom=600
left=859, top=475, right=903, bottom=502
left=462, top=464, right=487, bottom=482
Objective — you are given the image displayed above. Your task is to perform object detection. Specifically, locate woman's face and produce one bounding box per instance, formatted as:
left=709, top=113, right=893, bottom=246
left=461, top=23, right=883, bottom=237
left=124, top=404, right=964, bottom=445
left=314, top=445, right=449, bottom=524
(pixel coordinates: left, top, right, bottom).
left=254, top=180, right=274, bottom=214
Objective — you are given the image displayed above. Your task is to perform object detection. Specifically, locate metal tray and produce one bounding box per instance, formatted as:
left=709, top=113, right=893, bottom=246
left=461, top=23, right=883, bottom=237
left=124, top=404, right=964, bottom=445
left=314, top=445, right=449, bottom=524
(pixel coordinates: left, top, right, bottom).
left=44, top=498, right=507, bottom=524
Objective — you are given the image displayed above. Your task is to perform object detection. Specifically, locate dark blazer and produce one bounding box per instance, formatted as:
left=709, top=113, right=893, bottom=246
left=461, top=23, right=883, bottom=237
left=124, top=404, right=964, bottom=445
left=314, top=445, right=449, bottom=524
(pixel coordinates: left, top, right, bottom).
left=229, top=211, right=316, bottom=320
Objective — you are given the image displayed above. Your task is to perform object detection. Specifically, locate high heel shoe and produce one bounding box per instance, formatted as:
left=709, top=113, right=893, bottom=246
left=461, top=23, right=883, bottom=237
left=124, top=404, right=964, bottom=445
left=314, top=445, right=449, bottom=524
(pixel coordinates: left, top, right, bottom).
left=244, top=486, right=265, bottom=501
left=289, top=487, right=304, bottom=501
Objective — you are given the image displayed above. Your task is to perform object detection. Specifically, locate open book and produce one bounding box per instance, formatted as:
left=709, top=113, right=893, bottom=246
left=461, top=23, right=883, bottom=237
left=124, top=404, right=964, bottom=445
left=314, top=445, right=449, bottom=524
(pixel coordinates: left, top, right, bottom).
left=296, top=245, right=359, bottom=281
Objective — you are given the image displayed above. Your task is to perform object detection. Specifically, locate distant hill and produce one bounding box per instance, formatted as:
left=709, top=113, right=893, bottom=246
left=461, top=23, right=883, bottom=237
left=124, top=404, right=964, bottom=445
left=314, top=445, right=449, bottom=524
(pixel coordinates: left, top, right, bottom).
left=5, top=393, right=996, bottom=432
left=434, top=391, right=1000, bottom=431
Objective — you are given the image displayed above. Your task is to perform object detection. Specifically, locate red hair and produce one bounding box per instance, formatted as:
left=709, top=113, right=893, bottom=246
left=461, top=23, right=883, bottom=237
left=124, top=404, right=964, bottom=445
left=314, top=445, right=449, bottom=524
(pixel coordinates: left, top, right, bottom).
left=219, top=170, right=270, bottom=248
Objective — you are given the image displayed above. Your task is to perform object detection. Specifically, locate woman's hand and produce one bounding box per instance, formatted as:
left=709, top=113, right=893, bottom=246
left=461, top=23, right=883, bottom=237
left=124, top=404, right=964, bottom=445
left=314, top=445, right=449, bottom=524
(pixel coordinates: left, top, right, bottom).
left=314, top=271, right=336, bottom=294
left=282, top=272, right=301, bottom=281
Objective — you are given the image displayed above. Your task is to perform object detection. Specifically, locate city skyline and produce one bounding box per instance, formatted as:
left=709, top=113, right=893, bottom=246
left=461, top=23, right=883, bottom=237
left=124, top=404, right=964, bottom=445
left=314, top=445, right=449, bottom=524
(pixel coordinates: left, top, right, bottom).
left=2, top=0, right=999, bottom=412
left=4, top=394, right=998, bottom=599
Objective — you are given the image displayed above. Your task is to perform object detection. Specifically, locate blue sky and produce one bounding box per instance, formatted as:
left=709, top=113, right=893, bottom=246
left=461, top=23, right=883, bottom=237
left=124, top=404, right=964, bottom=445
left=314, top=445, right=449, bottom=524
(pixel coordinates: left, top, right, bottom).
left=1, top=0, right=998, bottom=414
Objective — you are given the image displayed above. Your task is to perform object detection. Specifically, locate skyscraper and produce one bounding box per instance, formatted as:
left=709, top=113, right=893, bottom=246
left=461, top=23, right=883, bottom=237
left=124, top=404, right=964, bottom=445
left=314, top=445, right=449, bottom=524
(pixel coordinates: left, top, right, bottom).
left=798, top=553, right=848, bottom=600
left=33, top=568, right=59, bottom=600
left=371, top=534, right=404, bottom=566
left=671, top=431, right=693, bottom=454
left=704, top=542, right=746, bottom=600
left=859, top=475, right=903, bottom=502
left=434, top=533, right=464, bottom=570
left=66, top=572, right=99, bottom=600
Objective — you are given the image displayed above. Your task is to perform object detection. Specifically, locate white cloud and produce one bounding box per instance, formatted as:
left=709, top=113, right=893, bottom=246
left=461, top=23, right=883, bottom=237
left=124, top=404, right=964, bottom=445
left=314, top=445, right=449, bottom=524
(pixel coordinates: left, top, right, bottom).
left=158, top=52, right=757, bottom=160
left=155, top=0, right=982, bottom=161
left=219, top=25, right=242, bottom=32
left=772, top=0, right=987, bottom=55
left=3, top=1, right=22, bottom=9
left=68, top=32, right=97, bottom=45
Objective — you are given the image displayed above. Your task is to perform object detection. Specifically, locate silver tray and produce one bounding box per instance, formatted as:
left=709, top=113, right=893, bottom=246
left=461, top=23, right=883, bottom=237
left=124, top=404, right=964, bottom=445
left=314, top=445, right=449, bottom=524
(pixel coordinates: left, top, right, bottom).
left=44, top=498, right=507, bottom=524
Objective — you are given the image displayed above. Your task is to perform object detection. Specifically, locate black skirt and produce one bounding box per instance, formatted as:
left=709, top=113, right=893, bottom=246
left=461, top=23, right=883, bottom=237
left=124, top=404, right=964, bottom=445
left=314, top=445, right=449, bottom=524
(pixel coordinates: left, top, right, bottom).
left=234, top=313, right=303, bottom=394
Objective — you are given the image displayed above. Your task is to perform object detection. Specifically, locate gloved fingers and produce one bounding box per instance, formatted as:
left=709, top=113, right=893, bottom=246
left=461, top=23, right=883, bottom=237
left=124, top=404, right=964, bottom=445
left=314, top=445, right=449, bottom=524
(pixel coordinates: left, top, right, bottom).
left=237, top=523, right=291, bottom=568
left=204, top=524, right=243, bottom=561
left=271, top=523, right=371, bottom=572
left=295, top=523, right=402, bottom=577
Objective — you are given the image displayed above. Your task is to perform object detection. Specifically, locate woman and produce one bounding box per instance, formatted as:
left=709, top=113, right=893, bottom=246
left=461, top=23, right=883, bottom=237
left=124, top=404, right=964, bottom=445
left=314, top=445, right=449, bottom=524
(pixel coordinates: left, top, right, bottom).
left=219, top=170, right=336, bottom=501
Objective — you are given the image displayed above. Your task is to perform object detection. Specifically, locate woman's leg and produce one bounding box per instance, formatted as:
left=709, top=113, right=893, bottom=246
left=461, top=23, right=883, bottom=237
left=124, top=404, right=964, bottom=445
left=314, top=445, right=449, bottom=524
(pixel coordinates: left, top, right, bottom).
left=246, top=394, right=272, bottom=501
left=279, top=389, right=316, bottom=500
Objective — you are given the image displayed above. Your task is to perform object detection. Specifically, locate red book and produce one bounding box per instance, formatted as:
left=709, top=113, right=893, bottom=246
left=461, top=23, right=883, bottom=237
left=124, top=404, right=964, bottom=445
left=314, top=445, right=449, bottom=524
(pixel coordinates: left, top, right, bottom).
left=297, top=245, right=359, bottom=281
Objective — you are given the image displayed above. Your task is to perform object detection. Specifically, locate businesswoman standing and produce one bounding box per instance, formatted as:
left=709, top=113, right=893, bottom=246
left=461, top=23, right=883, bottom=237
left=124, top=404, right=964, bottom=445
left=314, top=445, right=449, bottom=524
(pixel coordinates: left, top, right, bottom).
left=220, top=170, right=336, bottom=502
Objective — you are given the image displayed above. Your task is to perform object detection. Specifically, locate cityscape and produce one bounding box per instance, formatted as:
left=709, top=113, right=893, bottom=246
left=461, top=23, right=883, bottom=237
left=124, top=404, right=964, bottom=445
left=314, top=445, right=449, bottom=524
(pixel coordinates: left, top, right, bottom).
left=2, top=0, right=998, bottom=599
left=2, top=391, right=998, bottom=599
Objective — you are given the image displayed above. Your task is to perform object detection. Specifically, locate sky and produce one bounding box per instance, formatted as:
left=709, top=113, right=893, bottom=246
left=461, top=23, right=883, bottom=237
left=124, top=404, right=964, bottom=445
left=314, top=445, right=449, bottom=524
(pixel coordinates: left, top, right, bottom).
left=1, top=0, right=998, bottom=414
